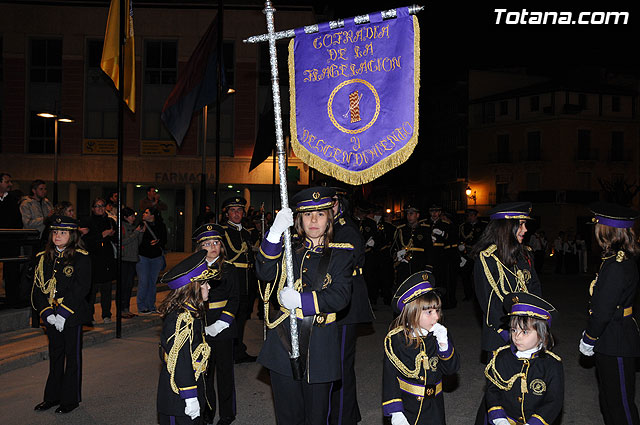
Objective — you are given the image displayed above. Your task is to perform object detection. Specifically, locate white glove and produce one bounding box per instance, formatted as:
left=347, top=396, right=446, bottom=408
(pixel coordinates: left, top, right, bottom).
left=396, top=249, right=406, bottom=262
left=430, top=322, right=449, bottom=351
left=492, top=419, right=510, bottom=425
left=459, top=257, right=467, bottom=268
left=579, top=338, right=594, bottom=357
left=431, top=235, right=437, bottom=243
left=366, top=237, right=375, bottom=247
left=205, top=320, right=230, bottom=337
left=432, top=228, right=444, bottom=237
left=266, top=207, right=293, bottom=243
left=184, top=397, right=200, bottom=420
left=391, top=411, right=410, bottom=425
left=280, top=287, right=302, bottom=310
left=46, top=315, right=57, bottom=326
left=458, top=243, right=466, bottom=252
left=54, top=315, right=66, bottom=332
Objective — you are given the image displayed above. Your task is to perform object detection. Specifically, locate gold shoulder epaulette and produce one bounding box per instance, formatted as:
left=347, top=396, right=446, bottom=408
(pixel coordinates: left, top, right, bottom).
left=481, top=244, right=497, bottom=257
left=397, top=223, right=406, bottom=229
left=328, top=242, right=354, bottom=249
left=223, top=260, right=234, bottom=265
left=545, top=350, right=562, bottom=361
left=36, top=251, right=45, bottom=257
left=441, top=216, right=452, bottom=224
left=616, top=251, right=626, bottom=262
left=420, top=222, right=431, bottom=227
left=76, top=249, right=89, bottom=255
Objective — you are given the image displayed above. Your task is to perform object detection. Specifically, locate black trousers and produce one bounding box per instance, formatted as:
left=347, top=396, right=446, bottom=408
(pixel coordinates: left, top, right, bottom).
left=595, top=353, right=640, bottom=425
left=459, top=258, right=475, bottom=300
left=158, top=413, right=202, bottom=425
left=329, top=324, right=361, bottom=425
left=120, top=261, right=137, bottom=311
left=204, top=338, right=236, bottom=422
left=44, top=324, right=82, bottom=405
left=233, top=296, right=250, bottom=357
left=270, top=369, right=332, bottom=425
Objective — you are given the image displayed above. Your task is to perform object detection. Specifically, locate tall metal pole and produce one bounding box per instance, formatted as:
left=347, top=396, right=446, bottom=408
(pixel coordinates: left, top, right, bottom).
left=200, top=105, right=208, bottom=219
left=214, top=0, right=223, bottom=224
left=53, top=119, right=58, bottom=205
left=115, top=0, right=125, bottom=338
left=263, top=0, right=299, bottom=360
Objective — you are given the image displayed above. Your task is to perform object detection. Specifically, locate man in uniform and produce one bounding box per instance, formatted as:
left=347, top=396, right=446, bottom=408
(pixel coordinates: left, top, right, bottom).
left=329, top=189, right=374, bottom=425
left=220, top=196, right=257, bottom=363
left=458, top=208, right=486, bottom=302
left=391, top=204, right=431, bottom=292
left=427, top=204, right=457, bottom=309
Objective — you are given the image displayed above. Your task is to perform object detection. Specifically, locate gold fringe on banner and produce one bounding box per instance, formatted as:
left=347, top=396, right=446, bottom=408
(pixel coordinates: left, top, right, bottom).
left=288, top=16, right=421, bottom=186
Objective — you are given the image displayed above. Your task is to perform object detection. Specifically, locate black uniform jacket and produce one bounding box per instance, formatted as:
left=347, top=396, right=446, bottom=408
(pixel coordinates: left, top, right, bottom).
left=585, top=252, right=640, bottom=357
left=158, top=305, right=210, bottom=416
left=220, top=221, right=255, bottom=295
left=459, top=220, right=486, bottom=255
left=31, top=249, right=91, bottom=327
left=392, top=222, right=432, bottom=269
left=205, top=260, right=240, bottom=340
left=474, top=245, right=542, bottom=352
left=486, top=345, right=564, bottom=425
left=334, top=213, right=374, bottom=324
left=382, top=327, right=459, bottom=424
left=255, top=234, right=354, bottom=383
left=429, top=217, right=457, bottom=260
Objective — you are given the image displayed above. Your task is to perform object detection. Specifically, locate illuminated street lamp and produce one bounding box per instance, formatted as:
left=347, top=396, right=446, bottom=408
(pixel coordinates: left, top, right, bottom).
left=36, top=112, right=75, bottom=204
left=465, top=185, right=477, bottom=205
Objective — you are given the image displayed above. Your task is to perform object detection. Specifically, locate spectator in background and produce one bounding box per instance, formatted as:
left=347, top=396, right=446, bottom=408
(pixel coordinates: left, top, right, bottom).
left=107, top=191, right=118, bottom=206
left=105, top=201, right=117, bottom=222
left=0, top=172, right=24, bottom=307
left=565, top=233, right=578, bottom=273
left=529, top=229, right=547, bottom=275
left=136, top=207, right=167, bottom=314
left=576, top=233, right=588, bottom=273
left=553, top=231, right=565, bottom=273
left=81, top=198, right=116, bottom=324
left=139, top=186, right=167, bottom=214
left=195, top=204, right=215, bottom=228
left=121, top=207, right=143, bottom=318
left=20, top=179, right=53, bottom=237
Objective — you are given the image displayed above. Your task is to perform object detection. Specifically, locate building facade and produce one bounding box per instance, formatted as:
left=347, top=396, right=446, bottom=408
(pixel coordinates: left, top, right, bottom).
left=0, top=0, right=315, bottom=251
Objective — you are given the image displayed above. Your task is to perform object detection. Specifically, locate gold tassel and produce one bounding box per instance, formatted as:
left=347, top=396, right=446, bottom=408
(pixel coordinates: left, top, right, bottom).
left=521, top=376, right=528, bottom=394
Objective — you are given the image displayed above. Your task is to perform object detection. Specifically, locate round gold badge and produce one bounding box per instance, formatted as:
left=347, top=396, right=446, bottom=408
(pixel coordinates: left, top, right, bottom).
left=63, top=266, right=74, bottom=277
left=530, top=379, right=546, bottom=395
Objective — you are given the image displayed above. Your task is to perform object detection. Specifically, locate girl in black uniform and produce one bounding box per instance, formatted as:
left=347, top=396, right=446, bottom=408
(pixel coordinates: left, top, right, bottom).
left=32, top=215, right=91, bottom=414
left=472, top=202, right=543, bottom=425
left=255, top=186, right=354, bottom=425
left=193, top=223, right=240, bottom=425
left=484, top=292, right=563, bottom=425
left=157, top=250, right=215, bottom=425
left=579, top=202, right=640, bottom=425
left=383, top=270, right=459, bottom=425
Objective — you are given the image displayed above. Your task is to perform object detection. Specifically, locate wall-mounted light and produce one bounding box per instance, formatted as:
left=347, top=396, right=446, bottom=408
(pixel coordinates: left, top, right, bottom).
left=465, top=185, right=477, bottom=205
left=386, top=208, right=391, bottom=214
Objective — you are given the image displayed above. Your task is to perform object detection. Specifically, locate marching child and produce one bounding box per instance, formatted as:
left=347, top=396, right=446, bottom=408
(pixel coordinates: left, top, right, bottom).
left=157, top=250, right=216, bottom=425
left=383, top=270, right=459, bottom=425
left=484, top=292, right=564, bottom=425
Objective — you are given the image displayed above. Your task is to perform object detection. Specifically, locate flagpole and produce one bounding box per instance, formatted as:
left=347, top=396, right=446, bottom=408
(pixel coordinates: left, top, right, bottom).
left=263, top=0, right=300, bottom=365
left=214, top=0, right=223, bottom=224
left=245, top=4, right=424, bottom=44
left=115, top=0, right=125, bottom=338
left=200, top=105, right=207, bottom=222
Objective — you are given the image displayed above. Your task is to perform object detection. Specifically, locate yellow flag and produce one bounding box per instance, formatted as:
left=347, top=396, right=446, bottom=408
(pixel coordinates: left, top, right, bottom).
left=101, top=0, right=135, bottom=112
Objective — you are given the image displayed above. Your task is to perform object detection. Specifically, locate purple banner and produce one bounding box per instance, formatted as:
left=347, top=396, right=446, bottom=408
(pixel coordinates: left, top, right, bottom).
left=289, top=8, right=420, bottom=185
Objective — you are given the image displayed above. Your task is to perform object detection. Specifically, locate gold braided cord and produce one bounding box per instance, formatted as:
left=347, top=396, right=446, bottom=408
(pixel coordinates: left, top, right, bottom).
left=287, top=17, right=421, bottom=186
left=484, top=346, right=527, bottom=392
left=224, top=230, right=248, bottom=263
left=261, top=257, right=291, bottom=330
left=480, top=245, right=528, bottom=303
left=33, top=255, right=57, bottom=303
left=166, top=311, right=210, bottom=394
left=384, top=327, right=428, bottom=379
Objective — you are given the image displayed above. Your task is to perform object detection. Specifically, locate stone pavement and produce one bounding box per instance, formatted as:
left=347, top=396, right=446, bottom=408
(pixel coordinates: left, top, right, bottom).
left=0, top=269, right=638, bottom=424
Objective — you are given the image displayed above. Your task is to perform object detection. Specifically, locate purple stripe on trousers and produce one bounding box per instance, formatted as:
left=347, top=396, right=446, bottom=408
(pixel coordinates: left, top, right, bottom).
left=327, top=381, right=334, bottom=425
left=618, top=357, right=634, bottom=425
left=337, top=324, right=347, bottom=425
left=170, top=415, right=176, bottom=425
left=77, top=326, right=82, bottom=401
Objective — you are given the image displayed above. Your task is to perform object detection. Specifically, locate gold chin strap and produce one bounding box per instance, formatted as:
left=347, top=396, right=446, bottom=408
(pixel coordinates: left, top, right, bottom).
left=166, top=311, right=211, bottom=394
left=191, top=268, right=219, bottom=282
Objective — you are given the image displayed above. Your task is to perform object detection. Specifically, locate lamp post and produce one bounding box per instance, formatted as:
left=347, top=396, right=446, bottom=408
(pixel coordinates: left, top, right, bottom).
left=37, top=112, right=74, bottom=205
